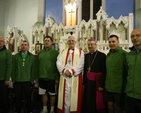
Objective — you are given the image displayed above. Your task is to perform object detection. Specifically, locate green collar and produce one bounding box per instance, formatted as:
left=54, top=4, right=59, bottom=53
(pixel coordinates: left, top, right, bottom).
left=110, top=46, right=121, bottom=53
left=22, top=53, right=28, bottom=59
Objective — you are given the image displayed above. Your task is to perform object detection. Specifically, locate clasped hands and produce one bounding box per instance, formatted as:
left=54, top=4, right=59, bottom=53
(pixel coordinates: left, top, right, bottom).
left=64, top=70, right=72, bottom=78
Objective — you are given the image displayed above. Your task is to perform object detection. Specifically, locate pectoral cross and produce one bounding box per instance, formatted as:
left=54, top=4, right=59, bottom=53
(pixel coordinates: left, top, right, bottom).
left=69, top=9, right=75, bottom=26
left=88, top=67, right=91, bottom=72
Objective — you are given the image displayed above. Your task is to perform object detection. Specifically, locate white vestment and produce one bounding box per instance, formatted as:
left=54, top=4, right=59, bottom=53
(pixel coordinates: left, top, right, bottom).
left=56, top=48, right=84, bottom=113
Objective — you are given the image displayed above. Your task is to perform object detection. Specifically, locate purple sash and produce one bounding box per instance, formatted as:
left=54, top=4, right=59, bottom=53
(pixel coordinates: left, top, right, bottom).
left=86, top=72, right=105, bottom=111
left=96, top=91, right=105, bottom=110
left=86, top=72, right=102, bottom=81
left=86, top=72, right=96, bottom=80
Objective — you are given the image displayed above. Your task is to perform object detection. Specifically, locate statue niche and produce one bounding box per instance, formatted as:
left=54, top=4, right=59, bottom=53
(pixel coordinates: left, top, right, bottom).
left=8, top=32, right=15, bottom=53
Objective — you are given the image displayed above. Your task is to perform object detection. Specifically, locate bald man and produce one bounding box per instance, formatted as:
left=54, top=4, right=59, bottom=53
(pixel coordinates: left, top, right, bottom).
left=125, top=29, right=141, bottom=113
left=0, top=36, right=12, bottom=113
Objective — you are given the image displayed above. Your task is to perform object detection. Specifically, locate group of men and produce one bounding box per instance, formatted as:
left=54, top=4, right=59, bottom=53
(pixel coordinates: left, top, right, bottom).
left=0, top=28, right=141, bottom=113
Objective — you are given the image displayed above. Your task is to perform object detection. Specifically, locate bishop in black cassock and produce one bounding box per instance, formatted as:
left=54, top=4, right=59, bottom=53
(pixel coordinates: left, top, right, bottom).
left=82, top=38, right=106, bottom=113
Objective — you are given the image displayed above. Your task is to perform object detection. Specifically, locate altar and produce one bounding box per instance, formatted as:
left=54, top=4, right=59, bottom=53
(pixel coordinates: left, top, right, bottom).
left=29, top=6, right=133, bottom=54
left=6, top=5, right=134, bottom=55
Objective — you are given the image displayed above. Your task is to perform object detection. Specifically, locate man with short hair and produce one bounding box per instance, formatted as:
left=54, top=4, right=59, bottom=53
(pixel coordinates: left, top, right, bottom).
left=105, top=35, right=127, bottom=113
left=82, top=37, right=106, bottom=113
left=0, top=36, right=12, bottom=113
left=11, top=40, right=35, bottom=113
left=37, top=36, right=59, bottom=113
left=56, top=35, right=84, bottom=113
left=125, top=29, right=141, bottom=113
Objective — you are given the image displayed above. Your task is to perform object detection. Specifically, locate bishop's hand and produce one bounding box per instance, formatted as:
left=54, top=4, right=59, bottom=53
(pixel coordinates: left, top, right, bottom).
left=98, top=87, right=103, bottom=91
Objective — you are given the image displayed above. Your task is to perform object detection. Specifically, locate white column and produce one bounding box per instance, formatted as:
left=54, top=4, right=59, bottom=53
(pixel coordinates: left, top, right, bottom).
left=37, top=0, right=45, bottom=22
left=63, top=1, right=65, bottom=25
left=140, top=0, right=141, bottom=8
left=128, top=13, right=134, bottom=47
left=77, top=0, right=82, bottom=24
left=102, top=0, right=106, bottom=11
left=90, top=0, right=93, bottom=19
left=135, top=0, right=141, bottom=10
left=29, top=27, right=34, bottom=54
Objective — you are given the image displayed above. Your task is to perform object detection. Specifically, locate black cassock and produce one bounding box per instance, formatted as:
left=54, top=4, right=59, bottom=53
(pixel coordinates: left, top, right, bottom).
left=82, top=50, right=106, bottom=113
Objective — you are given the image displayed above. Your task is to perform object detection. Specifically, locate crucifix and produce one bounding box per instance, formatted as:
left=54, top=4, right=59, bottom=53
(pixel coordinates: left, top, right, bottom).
left=88, top=67, right=91, bottom=72
left=69, top=9, right=75, bottom=26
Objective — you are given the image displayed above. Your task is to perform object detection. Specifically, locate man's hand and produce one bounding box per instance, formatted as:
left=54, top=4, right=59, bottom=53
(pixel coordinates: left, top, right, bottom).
left=5, top=80, right=9, bottom=86
left=55, top=80, right=59, bottom=88
left=55, top=80, right=59, bottom=84
left=65, top=70, right=72, bottom=77
left=36, top=79, right=38, bottom=83
left=98, top=87, right=103, bottom=91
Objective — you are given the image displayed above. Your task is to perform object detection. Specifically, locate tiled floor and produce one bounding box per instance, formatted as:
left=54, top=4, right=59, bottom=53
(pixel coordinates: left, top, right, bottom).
left=9, top=109, right=40, bottom=113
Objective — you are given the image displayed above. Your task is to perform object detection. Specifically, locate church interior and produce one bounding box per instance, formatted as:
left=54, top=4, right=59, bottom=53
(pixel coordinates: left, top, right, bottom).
left=0, top=0, right=141, bottom=113
left=0, top=0, right=141, bottom=55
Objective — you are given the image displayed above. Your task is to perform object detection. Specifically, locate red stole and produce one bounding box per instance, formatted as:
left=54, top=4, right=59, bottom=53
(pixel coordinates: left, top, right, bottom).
left=58, top=49, right=83, bottom=113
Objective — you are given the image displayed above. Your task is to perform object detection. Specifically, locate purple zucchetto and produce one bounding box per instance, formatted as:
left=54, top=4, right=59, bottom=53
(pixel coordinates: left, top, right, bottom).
left=88, top=37, right=97, bottom=43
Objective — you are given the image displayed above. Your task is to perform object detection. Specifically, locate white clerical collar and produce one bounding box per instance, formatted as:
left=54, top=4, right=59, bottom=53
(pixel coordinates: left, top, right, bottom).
left=90, top=50, right=97, bottom=54
left=69, top=49, right=73, bottom=54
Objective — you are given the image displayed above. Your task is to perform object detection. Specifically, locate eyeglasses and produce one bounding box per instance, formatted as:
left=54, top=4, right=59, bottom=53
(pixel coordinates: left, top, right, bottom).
left=68, top=40, right=75, bottom=43
left=131, top=34, right=141, bottom=38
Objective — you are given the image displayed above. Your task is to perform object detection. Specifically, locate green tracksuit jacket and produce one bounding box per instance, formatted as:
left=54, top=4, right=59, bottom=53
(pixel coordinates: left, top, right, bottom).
left=126, top=47, right=141, bottom=99
left=11, top=52, right=36, bottom=82
left=105, top=47, right=127, bottom=93
left=37, top=48, right=59, bottom=80
left=0, top=46, right=12, bottom=80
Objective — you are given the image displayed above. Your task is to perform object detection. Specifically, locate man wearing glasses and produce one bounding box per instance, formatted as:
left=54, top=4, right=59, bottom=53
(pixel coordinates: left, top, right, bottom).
left=56, top=35, right=84, bottom=113
left=125, top=29, right=141, bottom=113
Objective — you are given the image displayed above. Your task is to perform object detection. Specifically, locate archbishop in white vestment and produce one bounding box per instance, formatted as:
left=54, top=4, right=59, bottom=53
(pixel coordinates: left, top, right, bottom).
left=56, top=36, right=84, bottom=113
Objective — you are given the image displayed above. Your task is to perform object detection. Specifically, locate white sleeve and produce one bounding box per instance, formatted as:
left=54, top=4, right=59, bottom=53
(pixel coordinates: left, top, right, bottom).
left=56, top=51, right=65, bottom=74
left=56, top=50, right=84, bottom=76
left=72, top=50, right=84, bottom=76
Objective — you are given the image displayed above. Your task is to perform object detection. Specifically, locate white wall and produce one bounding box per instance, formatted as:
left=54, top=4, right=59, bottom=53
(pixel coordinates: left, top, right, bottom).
left=4, top=0, right=38, bottom=39
left=0, top=0, right=5, bottom=37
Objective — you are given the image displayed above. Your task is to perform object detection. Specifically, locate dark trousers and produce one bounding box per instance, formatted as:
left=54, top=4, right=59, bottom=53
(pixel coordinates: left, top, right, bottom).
left=0, top=80, right=9, bottom=113
left=125, top=96, right=141, bottom=113
left=13, top=81, right=33, bottom=113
